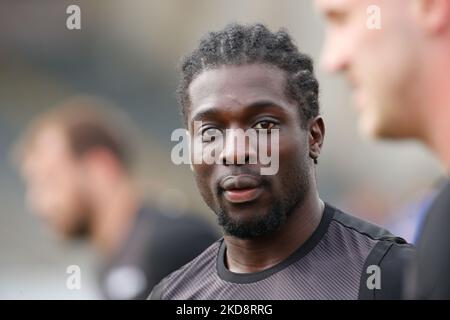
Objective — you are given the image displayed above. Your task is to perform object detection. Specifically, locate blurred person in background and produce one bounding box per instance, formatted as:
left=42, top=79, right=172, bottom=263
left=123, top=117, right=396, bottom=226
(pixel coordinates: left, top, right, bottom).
left=317, top=0, right=450, bottom=299
left=13, top=95, right=218, bottom=299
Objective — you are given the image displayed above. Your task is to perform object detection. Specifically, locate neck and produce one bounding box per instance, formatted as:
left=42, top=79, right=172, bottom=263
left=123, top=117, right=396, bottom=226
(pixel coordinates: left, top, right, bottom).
left=224, top=188, right=324, bottom=274
left=90, top=177, right=141, bottom=257
left=427, top=115, right=450, bottom=175
left=422, top=59, right=450, bottom=175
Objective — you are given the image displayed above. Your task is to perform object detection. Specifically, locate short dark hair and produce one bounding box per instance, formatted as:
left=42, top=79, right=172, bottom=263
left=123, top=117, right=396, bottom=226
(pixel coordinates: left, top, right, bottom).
left=15, top=96, right=137, bottom=173
left=177, top=23, right=319, bottom=128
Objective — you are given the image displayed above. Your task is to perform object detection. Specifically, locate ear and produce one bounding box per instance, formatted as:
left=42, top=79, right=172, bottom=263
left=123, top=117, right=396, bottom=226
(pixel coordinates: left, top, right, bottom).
left=309, top=116, right=325, bottom=163
left=414, top=0, right=450, bottom=34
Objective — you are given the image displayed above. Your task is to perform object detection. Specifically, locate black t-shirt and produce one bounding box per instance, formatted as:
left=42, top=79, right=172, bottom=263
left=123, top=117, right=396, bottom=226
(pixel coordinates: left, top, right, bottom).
left=99, top=206, right=219, bottom=299
left=406, top=180, right=450, bottom=299
left=149, top=204, right=414, bottom=300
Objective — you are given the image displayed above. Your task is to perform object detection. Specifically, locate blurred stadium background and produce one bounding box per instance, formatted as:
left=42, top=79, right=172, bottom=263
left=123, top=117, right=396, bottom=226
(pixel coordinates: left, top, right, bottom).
left=0, top=0, right=442, bottom=299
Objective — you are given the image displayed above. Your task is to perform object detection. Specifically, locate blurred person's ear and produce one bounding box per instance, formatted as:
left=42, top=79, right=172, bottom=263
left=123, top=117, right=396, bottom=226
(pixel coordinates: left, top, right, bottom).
left=414, top=0, right=450, bottom=34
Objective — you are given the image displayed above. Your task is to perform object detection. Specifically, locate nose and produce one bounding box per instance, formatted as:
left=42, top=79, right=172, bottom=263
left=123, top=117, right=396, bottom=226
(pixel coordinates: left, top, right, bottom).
left=219, top=129, right=257, bottom=166
left=320, top=31, right=349, bottom=73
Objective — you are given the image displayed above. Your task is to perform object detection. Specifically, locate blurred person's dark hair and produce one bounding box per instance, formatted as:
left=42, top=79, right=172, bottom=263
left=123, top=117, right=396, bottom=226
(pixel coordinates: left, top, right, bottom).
left=177, top=23, right=319, bottom=128
left=13, top=95, right=138, bottom=175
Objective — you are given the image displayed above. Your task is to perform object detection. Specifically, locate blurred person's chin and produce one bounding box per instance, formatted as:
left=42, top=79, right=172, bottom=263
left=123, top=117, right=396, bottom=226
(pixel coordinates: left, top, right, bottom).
left=37, top=206, right=90, bottom=240
left=357, top=103, right=401, bottom=139
left=51, top=217, right=89, bottom=240
left=356, top=101, right=388, bottom=139
left=353, top=83, right=414, bottom=140
left=347, top=30, right=419, bottom=140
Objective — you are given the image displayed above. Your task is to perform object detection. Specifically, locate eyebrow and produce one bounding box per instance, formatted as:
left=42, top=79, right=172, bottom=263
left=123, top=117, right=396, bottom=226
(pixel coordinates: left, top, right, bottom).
left=190, top=100, right=287, bottom=124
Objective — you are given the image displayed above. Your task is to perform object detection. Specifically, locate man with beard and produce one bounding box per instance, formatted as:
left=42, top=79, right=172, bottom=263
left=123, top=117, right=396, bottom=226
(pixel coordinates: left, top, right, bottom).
left=316, top=0, right=450, bottom=299
left=149, top=23, right=414, bottom=300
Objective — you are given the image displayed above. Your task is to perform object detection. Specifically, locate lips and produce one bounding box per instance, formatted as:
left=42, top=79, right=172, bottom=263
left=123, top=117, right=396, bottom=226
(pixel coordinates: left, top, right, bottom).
left=219, top=174, right=264, bottom=204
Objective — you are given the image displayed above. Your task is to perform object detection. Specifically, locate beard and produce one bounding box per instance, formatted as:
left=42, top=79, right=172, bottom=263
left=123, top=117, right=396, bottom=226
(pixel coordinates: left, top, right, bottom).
left=216, top=199, right=286, bottom=239
left=215, top=163, right=310, bottom=239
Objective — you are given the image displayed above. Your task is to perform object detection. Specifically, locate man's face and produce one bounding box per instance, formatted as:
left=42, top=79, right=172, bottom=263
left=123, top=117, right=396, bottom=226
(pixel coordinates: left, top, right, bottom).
left=21, top=125, right=89, bottom=238
left=317, top=0, right=422, bottom=138
left=187, top=63, right=315, bottom=239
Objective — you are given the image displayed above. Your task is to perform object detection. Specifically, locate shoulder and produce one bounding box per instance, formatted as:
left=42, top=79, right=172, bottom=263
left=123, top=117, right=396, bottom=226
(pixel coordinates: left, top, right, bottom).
left=330, top=204, right=402, bottom=241
left=419, top=181, right=450, bottom=238
left=128, top=208, right=218, bottom=299
left=148, top=239, right=223, bottom=300
left=413, top=180, right=450, bottom=299
left=326, top=205, right=415, bottom=299
left=138, top=207, right=219, bottom=246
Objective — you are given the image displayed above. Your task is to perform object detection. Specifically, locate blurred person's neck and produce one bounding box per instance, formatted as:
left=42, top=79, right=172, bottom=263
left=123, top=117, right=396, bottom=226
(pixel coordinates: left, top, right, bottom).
left=90, top=175, right=141, bottom=257
left=420, top=40, right=450, bottom=175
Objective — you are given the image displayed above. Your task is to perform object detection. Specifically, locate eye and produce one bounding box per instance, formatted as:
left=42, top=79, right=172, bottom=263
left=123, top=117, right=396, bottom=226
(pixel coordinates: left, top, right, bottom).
left=201, top=127, right=221, bottom=142
left=253, top=120, right=277, bottom=131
